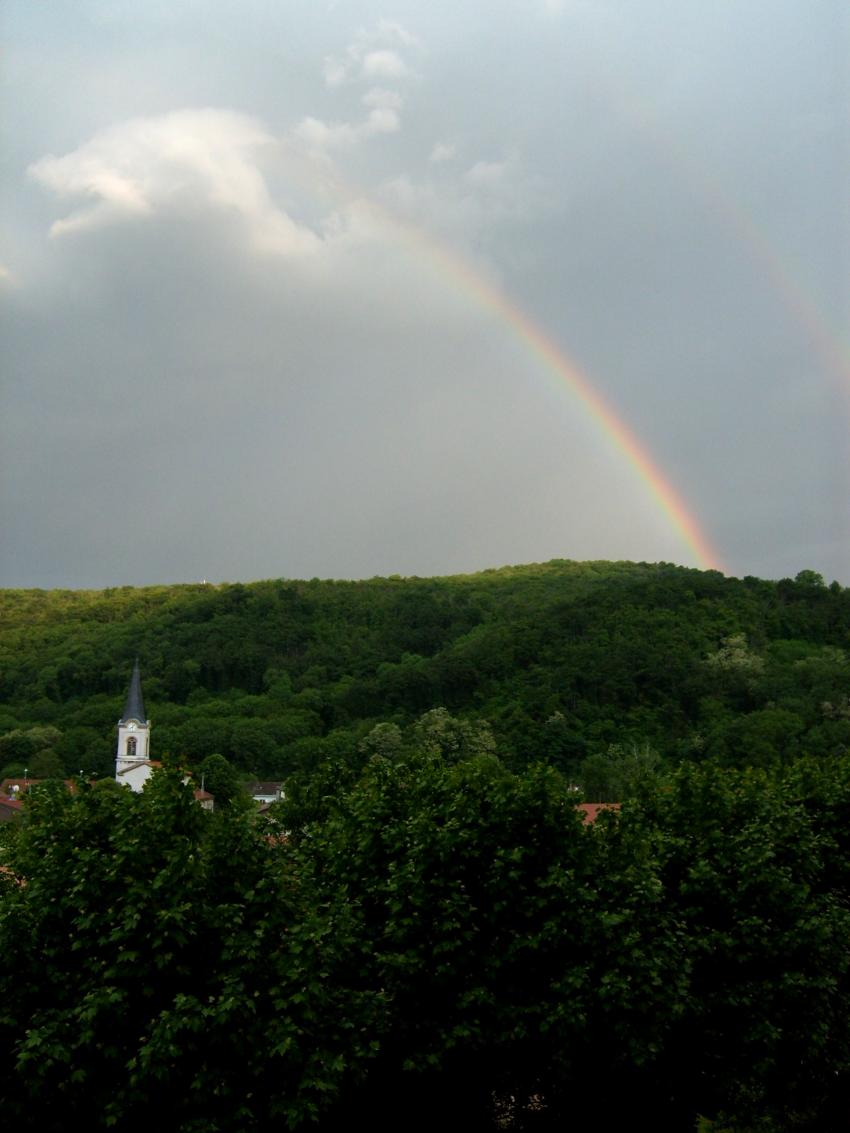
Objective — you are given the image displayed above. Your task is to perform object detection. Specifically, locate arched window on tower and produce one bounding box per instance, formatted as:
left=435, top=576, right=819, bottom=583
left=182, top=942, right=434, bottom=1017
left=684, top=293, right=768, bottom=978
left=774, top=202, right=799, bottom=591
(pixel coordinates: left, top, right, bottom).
left=126, top=736, right=137, bottom=756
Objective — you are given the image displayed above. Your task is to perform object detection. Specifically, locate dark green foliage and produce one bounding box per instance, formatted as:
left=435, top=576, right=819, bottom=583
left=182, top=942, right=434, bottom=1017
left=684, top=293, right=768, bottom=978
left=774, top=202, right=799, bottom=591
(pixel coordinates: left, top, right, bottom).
left=197, top=753, right=241, bottom=805
left=4, top=753, right=850, bottom=1129
left=633, top=761, right=850, bottom=1130
left=291, top=750, right=685, bottom=1130
left=577, top=740, right=663, bottom=801
left=0, top=772, right=375, bottom=1131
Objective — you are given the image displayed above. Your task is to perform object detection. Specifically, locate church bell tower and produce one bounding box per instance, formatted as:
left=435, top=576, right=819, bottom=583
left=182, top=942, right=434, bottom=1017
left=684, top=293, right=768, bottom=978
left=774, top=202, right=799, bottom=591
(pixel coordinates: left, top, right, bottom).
left=116, top=659, right=150, bottom=778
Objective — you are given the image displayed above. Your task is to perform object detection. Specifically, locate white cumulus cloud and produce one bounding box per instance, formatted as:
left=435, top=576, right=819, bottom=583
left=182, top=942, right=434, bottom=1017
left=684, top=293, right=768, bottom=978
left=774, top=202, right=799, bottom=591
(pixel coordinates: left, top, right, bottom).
left=322, top=19, right=421, bottom=87
left=28, top=109, right=321, bottom=256
left=378, top=146, right=552, bottom=246
left=294, top=88, right=403, bottom=154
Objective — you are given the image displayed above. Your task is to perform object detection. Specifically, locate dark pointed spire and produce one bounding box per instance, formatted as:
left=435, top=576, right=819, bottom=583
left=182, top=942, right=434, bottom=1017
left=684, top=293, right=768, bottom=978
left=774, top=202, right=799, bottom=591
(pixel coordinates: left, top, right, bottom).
left=120, top=659, right=147, bottom=723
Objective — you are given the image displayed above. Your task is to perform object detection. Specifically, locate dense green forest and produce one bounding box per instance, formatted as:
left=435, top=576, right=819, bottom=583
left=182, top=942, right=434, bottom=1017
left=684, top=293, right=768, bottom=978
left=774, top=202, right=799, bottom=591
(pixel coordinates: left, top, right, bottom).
left=1, top=560, right=848, bottom=788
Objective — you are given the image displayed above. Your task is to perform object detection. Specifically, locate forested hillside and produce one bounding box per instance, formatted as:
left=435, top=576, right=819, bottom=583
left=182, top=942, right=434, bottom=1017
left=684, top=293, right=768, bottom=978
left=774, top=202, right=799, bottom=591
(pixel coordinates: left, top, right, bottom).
left=1, top=560, right=848, bottom=785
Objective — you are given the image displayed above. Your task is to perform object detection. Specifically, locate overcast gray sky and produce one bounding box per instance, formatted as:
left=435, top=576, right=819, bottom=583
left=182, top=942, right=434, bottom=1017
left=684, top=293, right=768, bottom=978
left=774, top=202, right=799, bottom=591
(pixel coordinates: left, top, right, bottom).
left=2, top=1, right=848, bottom=588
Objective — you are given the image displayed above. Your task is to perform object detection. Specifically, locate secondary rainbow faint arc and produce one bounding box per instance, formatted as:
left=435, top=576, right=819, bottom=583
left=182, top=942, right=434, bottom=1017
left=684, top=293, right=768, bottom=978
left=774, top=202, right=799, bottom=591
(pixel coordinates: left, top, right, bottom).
left=368, top=204, right=725, bottom=573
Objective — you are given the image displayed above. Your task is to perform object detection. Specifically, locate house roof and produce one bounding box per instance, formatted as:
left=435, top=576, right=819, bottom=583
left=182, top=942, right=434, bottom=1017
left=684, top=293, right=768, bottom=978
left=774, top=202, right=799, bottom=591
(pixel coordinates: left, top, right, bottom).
left=0, top=796, right=23, bottom=820
left=116, top=760, right=161, bottom=778
left=120, top=659, right=147, bottom=724
left=246, top=781, right=283, bottom=796
left=2, top=778, right=76, bottom=795
left=2, top=778, right=33, bottom=795
left=578, top=802, right=621, bottom=824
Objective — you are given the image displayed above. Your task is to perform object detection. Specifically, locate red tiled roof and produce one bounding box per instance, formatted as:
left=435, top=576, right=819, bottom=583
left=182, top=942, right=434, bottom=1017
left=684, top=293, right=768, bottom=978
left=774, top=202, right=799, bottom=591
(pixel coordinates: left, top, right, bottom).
left=2, top=778, right=77, bottom=796
left=0, top=796, right=24, bottom=821
left=578, top=802, right=621, bottom=824
left=2, top=778, right=35, bottom=794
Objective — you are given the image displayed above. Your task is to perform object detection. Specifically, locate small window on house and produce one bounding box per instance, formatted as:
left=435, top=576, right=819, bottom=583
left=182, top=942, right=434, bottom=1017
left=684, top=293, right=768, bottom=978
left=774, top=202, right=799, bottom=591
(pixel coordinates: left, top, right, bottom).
left=126, top=736, right=137, bottom=756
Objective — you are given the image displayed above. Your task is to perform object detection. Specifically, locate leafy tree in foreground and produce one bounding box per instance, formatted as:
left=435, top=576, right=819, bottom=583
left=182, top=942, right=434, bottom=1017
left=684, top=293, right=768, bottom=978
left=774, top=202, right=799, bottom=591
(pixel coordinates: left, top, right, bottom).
left=0, top=772, right=373, bottom=1132
left=633, top=760, right=850, bottom=1130
left=288, top=749, right=683, bottom=1131
left=4, top=747, right=850, bottom=1130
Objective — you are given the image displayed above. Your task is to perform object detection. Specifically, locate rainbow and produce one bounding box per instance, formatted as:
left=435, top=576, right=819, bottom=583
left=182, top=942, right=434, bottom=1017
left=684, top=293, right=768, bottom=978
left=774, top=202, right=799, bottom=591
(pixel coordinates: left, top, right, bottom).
left=376, top=209, right=726, bottom=572
left=618, top=94, right=850, bottom=397
left=290, top=152, right=725, bottom=572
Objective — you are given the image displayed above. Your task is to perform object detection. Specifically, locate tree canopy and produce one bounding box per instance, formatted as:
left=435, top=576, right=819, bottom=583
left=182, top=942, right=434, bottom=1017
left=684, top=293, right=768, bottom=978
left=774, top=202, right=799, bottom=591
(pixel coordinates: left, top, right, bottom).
left=3, top=750, right=850, bottom=1129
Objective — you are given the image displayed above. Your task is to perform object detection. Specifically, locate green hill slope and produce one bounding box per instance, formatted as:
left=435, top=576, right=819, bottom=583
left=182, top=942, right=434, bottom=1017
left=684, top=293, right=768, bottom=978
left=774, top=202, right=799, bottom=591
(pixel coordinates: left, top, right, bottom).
left=1, top=560, right=847, bottom=781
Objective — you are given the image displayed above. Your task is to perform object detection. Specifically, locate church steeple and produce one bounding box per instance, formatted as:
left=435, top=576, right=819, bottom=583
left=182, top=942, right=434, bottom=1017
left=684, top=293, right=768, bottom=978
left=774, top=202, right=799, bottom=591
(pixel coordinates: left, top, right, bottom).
left=116, top=660, right=151, bottom=781
left=120, top=658, right=146, bottom=724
